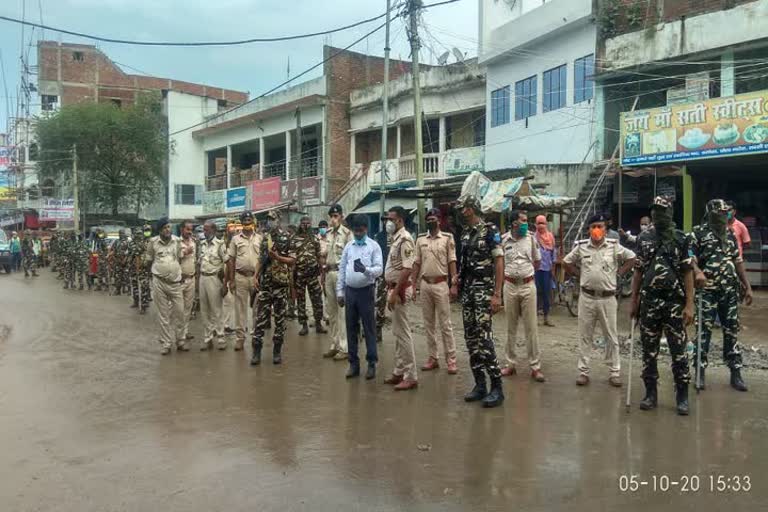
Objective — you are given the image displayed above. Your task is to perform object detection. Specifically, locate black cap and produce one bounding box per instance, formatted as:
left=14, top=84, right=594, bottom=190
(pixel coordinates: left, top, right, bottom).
left=240, top=211, right=254, bottom=223
left=318, top=220, right=328, bottom=227
left=157, top=217, right=170, bottom=229
left=426, top=208, right=441, bottom=219
left=328, top=204, right=343, bottom=215
left=587, top=213, right=609, bottom=225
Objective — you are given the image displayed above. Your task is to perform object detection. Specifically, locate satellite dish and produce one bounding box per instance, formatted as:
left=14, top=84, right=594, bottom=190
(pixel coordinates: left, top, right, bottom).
left=452, top=47, right=465, bottom=63
left=437, top=51, right=450, bottom=65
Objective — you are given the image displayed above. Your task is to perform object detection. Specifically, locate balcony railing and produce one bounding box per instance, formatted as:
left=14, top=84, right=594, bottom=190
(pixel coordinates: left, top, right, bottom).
left=398, top=153, right=441, bottom=181
left=206, top=174, right=227, bottom=191
left=263, top=162, right=287, bottom=180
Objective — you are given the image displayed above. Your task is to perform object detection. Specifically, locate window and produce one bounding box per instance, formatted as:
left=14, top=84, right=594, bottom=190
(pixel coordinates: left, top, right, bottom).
left=514, top=75, right=537, bottom=120
left=574, top=55, right=594, bottom=103
left=490, top=86, right=510, bottom=127
left=174, top=184, right=203, bottom=205
left=110, top=99, right=122, bottom=108
left=543, top=64, right=567, bottom=112
left=72, top=51, right=84, bottom=62
left=41, top=94, right=58, bottom=112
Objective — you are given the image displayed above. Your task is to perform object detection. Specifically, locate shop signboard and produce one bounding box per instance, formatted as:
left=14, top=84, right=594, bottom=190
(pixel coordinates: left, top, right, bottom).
left=621, top=89, right=768, bottom=166
left=442, top=147, right=485, bottom=175
left=225, top=187, right=247, bottom=212
left=281, top=176, right=322, bottom=206
left=40, top=198, right=75, bottom=221
left=250, top=177, right=281, bottom=210
left=203, top=190, right=226, bottom=215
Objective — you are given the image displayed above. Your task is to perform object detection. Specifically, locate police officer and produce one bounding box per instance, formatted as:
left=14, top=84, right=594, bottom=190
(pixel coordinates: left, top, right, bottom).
left=458, top=196, right=505, bottom=408
left=564, top=213, right=635, bottom=387
left=374, top=214, right=392, bottom=344
left=322, top=204, right=353, bottom=361
left=689, top=199, right=753, bottom=391
left=128, top=224, right=152, bottom=313
left=144, top=218, right=187, bottom=355
left=251, top=210, right=296, bottom=365
left=631, top=196, right=694, bottom=416
left=293, top=215, right=327, bottom=336
left=226, top=212, right=262, bottom=352
left=199, top=220, right=228, bottom=351
left=413, top=208, right=458, bottom=374
left=382, top=206, right=418, bottom=390
left=179, top=220, right=198, bottom=342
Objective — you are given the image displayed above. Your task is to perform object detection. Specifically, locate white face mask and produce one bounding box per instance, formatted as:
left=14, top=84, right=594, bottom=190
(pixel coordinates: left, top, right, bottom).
left=640, top=224, right=649, bottom=232
left=385, top=221, right=396, bottom=235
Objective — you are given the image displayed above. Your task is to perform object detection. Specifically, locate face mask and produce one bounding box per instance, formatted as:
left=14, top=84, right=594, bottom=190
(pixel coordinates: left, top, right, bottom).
left=354, top=234, right=366, bottom=245
left=319, top=228, right=327, bottom=236
left=590, top=227, right=605, bottom=242
left=143, top=231, right=151, bottom=238
left=640, top=224, right=649, bottom=232
left=242, top=224, right=254, bottom=233
left=517, top=223, right=529, bottom=237
left=426, top=220, right=438, bottom=230
left=727, top=211, right=734, bottom=221
left=385, top=221, right=396, bottom=235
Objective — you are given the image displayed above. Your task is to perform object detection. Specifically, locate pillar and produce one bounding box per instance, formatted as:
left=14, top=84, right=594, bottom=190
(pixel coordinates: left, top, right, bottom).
left=350, top=132, right=356, bottom=168
left=259, top=138, right=265, bottom=180
left=682, top=165, right=693, bottom=232
left=721, top=49, right=735, bottom=97
left=285, top=130, right=292, bottom=180
left=438, top=116, right=446, bottom=154
left=396, top=124, right=402, bottom=158
left=226, top=145, right=232, bottom=189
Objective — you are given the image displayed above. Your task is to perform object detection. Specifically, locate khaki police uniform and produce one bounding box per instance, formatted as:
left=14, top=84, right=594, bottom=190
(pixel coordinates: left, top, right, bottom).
left=144, top=235, right=185, bottom=351
left=324, top=224, right=352, bottom=353
left=179, top=236, right=197, bottom=339
left=414, top=229, right=457, bottom=365
left=227, top=231, right=262, bottom=348
left=502, top=232, right=542, bottom=371
left=199, top=237, right=227, bottom=348
left=385, top=227, right=417, bottom=381
left=563, top=238, right=635, bottom=378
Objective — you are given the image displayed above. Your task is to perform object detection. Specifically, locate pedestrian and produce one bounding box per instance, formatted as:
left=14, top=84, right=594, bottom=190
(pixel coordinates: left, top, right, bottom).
left=128, top=225, right=152, bottom=313
left=226, top=212, right=262, bottom=352
left=20, top=230, right=37, bottom=278
left=457, top=196, right=505, bottom=408
left=630, top=196, right=694, bottom=416
left=690, top=199, right=753, bottom=391
left=501, top=210, right=545, bottom=382
left=534, top=214, right=556, bottom=327
left=199, top=220, right=228, bottom=351
left=10, top=231, right=21, bottom=271
left=373, top=214, right=391, bottom=344
left=726, top=200, right=751, bottom=258
left=144, top=218, right=188, bottom=355
left=564, top=213, right=636, bottom=387
left=179, top=220, right=198, bottom=342
left=322, top=204, right=353, bottom=361
left=380, top=206, right=419, bottom=391
left=293, top=216, right=327, bottom=336
left=251, top=210, right=295, bottom=366
left=31, top=231, right=42, bottom=275
left=336, top=214, right=383, bottom=380
left=412, top=207, right=458, bottom=374
left=620, top=216, right=651, bottom=246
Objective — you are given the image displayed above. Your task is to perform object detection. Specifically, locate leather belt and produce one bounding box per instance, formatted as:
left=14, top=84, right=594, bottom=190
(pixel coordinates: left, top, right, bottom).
left=422, top=275, right=448, bottom=285
left=581, top=287, right=615, bottom=298
left=504, top=275, right=534, bottom=285
left=236, top=269, right=255, bottom=276
left=325, top=264, right=339, bottom=271
left=201, top=271, right=219, bottom=276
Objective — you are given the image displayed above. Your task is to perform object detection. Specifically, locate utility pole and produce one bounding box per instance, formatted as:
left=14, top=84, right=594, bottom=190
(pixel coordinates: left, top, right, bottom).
left=408, top=0, right=426, bottom=231
left=378, top=0, right=392, bottom=225
left=72, top=144, right=79, bottom=234
left=295, top=107, right=303, bottom=212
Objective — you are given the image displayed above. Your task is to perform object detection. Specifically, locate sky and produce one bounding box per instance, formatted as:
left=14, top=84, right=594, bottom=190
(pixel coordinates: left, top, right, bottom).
left=0, top=0, right=480, bottom=136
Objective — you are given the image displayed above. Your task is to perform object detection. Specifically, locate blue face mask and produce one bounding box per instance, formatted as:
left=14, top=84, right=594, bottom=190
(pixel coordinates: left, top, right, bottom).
left=354, top=234, right=366, bottom=245
left=319, top=228, right=327, bottom=236
left=518, top=223, right=529, bottom=237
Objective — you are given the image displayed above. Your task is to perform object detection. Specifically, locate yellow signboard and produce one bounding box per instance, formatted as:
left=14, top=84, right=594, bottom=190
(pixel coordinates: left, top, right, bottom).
left=620, top=89, right=768, bottom=166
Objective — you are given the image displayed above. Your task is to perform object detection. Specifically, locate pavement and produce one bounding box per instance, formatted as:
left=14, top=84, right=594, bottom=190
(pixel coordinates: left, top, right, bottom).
left=1, top=269, right=768, bottom=511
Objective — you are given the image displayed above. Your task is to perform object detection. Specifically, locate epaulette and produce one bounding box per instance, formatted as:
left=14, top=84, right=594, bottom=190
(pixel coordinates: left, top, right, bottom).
left=417, top=233, right=428, bottom=238
left=574, top=239, right=588, bottom=245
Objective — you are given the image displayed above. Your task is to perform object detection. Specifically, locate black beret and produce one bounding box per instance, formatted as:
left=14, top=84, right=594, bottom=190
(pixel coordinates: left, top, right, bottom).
left=587, top=213, right=609, bottom=225
left=426, top=208, right=442, bottom=218
left=328, top=204, right=343, bottom=215
left=240, top=211, right=254, bottom=222
left=156, top=217, right=170, bottom=229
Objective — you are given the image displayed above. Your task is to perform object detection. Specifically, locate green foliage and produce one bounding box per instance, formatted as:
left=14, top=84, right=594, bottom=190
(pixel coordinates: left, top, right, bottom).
left=599, top=0, right=648, bottom=39
left=36, top=93, right=167, bottom=216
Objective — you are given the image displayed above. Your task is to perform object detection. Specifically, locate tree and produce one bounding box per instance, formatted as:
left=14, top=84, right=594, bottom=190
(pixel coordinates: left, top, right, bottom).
left=36, top=94, right=167, bottom=217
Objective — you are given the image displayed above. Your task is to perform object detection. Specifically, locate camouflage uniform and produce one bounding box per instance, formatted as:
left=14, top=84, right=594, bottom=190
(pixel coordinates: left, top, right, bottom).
left=65, top=235, right=88, bottom=290
left=128, top=228, right=152, bottom=312
left=292, top=228, right=324, bottom=327
left=635, top=226, right=692, bottom=387
left=111, top=233, right=132, bottom=295
left=93, top=235, right=110, bottom=291
left=459, top=213, right=503, bottom=383
left=252, top=224, right=295, bottom=364
left=374, top=228, right=391, bottom=341
left=689, top=204, right=743, bottom=370
left=21, top=235, right=36, bottom=276
left=62, top=234, right=75, bottom=288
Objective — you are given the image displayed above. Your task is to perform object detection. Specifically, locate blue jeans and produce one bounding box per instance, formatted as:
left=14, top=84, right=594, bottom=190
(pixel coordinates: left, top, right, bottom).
left=345, top=285, right=378, bottom=367
left=535, top=270, right=552, bottom=315
left=12, top=252, right=21, bottom=271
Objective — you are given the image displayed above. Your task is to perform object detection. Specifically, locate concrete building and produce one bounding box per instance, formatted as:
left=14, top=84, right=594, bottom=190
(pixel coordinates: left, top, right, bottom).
left=478, top=0, right=599, bottom=200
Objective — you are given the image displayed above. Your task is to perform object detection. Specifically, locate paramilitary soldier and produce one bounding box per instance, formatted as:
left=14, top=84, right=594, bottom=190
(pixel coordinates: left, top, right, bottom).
left=64, top=232, right=89, bottom=290
left=631, top=196, right=695, bottom=416
left=689, top=199, right=753, bottom=392
left=457, top=196, right=505, bottom=408
left=111, top=229, right=131, bottom=295
left=93, top=228, right=110, bottom=291
left=251, top=210, right=296, bottom=366
left=293, top=215, right=327, bottom=336
left=128, top=224, right=152, bottom=313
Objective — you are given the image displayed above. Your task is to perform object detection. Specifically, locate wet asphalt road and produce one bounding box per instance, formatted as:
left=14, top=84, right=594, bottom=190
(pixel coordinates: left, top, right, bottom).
left=1, top=270, right=767, bottom=512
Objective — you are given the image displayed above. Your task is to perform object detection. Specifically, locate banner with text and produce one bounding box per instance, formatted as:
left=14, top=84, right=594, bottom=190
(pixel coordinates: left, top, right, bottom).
left=620, top=89, right=768, bottom=166
left=226, top=187, right=248, bottom=212
left=39, top=198, right=75, bottom=222
left=280, top=176, right=322, bottom=206
left=250, top=177, right=281, bottom=210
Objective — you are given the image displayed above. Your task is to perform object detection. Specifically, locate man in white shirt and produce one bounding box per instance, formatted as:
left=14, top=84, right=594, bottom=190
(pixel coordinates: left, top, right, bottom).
left=337, top=214, right=383, bottom=380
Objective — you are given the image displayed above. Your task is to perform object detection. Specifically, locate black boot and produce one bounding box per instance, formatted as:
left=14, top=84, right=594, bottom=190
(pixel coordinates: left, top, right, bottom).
left=346, top=363, right=360, bottom=379
left=464, top=370, right=488, bottom=402
left=298, top=322, right=309, bottom=336
left=482, top=377, right=505, bottom=408
left=131, top=298, right=139, bottom=308
left=250, top=342, right=262, bottom=366
left=273, top=342, right=283, bottom=365
left=676, top=383, right=690, bottom=416
left=315, top=322, right=327, bottom=334
left=730, top=368, right=748, bottom=392
left=639, top=380, right=658, bottom=410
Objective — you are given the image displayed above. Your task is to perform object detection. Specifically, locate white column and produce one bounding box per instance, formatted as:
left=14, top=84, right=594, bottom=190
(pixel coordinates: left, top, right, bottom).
left=226, top=145, right=232, bottom=189
left=350, top=132, right=356, bottom=168
left=396, top=124, right=402, bottom=158
left=285, top=130, right=292, bottom=180
left=259, top=138, right=265, bottom=180
left=721, top=49, right=735, bottom=97
left=438, top=116, right=446, bottom=155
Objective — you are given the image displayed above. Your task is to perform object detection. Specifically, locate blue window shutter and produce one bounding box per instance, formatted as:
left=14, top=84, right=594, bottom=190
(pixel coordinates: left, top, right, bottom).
left=560, top=65, right=567, bottom=109
left=531, top=76, right=537, bottom=116
left=543, top=72, right=550, bottom=112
